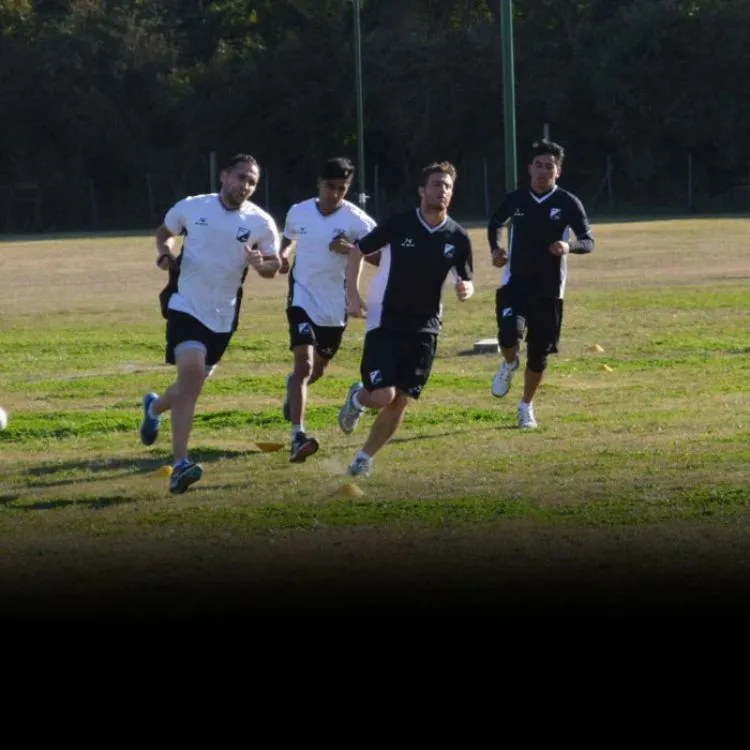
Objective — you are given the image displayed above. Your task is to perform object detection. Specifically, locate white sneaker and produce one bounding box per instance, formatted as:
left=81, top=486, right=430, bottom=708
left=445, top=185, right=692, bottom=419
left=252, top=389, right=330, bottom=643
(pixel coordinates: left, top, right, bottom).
left=517, top=400, right=538, bottom=429
left=491, top=356, right=519, bottom=398
left=339, top=381, right=364, bottom=434
left=348, top=455, right=373, bottom=477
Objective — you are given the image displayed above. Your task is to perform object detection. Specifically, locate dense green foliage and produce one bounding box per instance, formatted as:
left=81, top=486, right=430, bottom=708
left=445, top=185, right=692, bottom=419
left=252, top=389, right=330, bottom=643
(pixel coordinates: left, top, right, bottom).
left=2, top=0, right=749, bottom=230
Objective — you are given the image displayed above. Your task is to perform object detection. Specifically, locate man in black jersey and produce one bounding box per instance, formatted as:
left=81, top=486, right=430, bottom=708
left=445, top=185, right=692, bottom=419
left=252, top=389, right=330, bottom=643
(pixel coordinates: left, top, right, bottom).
left=331, top=161, right=474, bottom=477
left=486, top=139, right=594, bottom=429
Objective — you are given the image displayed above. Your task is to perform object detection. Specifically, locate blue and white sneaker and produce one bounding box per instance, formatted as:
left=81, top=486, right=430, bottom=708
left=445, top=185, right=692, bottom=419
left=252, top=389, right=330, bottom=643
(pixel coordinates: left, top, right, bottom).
left=140, top=392, right=161, bottom=446
left=169, top=459, right=203, bottom=494
left=338, top=382, right=364, bottom=434
left=347, top=455, right=373, bottom=477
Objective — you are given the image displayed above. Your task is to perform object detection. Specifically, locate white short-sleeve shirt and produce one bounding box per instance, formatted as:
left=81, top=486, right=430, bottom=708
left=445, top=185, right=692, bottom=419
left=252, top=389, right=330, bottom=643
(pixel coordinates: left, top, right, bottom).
left=163, top=193, right=280, bottom=333
left=283, top=198, right=377, bottom=327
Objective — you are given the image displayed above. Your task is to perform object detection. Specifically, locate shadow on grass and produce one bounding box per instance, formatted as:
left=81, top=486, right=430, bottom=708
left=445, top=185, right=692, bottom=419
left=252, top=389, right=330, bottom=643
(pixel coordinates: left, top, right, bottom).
left=15, top=495, right=138, bottom=512
left=20, top=448, right=254, bottom=490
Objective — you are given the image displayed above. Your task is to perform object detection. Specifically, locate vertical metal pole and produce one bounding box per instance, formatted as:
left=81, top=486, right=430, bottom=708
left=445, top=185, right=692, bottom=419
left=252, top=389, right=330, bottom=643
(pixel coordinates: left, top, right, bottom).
left=353, top=0, right=367, bottom=208
left=483, top=157, right=490, bottom=217
left=500, top=0, right=517, bottom=192
left=210, top=151, right=217, bottom=193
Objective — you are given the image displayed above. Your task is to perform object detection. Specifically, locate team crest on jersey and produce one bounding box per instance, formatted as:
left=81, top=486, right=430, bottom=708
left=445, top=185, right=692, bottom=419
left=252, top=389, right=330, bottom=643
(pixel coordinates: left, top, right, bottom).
left=549, top=208, right=561, bottom=220
left=332, top=228, right=348, bottom=241
left=236, top=227, right=251, bottom=242
left=443, top=243, right=455, bottom=259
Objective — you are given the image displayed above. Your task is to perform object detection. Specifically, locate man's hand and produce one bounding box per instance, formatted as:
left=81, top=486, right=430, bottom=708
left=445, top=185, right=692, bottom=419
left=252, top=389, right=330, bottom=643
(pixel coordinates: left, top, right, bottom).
left=491, top=248, right=508, bottom=268
left=454, top=278, right=474, bottom=301
left=246, top=247, right=265, bottom=270
left=156, top=253, right=175, bottom=271
left=347, top=292, right=366, bottom=318
left=549, top=241, right=570, bottom=257
left=279, top=255, right=291, bottom=274
left=330, top=235, right=356, bottom=255
left=246, top=246, right=281, bottom=276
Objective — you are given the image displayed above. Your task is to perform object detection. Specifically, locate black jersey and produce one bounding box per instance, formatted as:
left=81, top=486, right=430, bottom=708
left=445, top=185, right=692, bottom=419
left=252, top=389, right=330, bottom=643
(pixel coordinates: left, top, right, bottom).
left=487, top=186, right=594, bottom=299
left=357, top=208, right=473, bottom=333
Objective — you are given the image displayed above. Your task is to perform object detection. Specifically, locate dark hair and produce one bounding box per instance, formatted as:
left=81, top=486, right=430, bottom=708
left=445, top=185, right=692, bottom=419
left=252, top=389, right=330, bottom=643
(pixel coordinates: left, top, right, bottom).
left=222, top=153, right=259, bottom=171
left=320, top=157, right=355, bottom=180
left=529, top=139, right=565, bottom=165
left=419, top=161, right=457, bottom=187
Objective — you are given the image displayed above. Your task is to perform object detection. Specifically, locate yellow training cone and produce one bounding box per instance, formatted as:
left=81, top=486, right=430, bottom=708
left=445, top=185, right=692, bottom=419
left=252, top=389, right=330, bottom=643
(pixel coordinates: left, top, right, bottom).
left=600, top=364, right=614, bottom=372
left=155, top=464, right=173, bottom=476
left=254, top=441, right=285, bottom=452
left=590, top=343, right=605, bottom=353
left=331, top=481, right=365, bottom=498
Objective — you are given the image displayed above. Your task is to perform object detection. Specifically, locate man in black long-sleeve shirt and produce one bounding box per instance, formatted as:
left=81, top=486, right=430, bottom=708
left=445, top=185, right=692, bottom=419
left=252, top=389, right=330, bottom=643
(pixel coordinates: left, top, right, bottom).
left=332, top=161, right=475, bottom=477
left=486, top=139, right=594, bottom=429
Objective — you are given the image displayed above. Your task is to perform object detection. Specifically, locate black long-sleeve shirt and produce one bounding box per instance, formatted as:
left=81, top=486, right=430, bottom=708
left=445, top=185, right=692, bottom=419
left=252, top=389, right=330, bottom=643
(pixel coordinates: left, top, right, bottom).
left=487, top=186, right=594, bottom=299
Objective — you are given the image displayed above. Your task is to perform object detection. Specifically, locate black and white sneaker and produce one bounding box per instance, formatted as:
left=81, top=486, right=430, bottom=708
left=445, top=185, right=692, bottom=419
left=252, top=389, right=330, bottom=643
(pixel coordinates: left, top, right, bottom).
left=290, top=432, right=319, bottom=463
left=169, top=459, right=203, bottom=494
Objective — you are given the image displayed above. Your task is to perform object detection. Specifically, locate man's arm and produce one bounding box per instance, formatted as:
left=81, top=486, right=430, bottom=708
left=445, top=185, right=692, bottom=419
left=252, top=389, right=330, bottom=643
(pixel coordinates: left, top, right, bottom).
left=567, top=196, right=595, bottom=254
left=278, top=236, right=295, bottom=274
left=487, top=197, right=512, bottom=267
left=487, top=198, right=511, bottom=252
left=155, top=201, right=186, bottom=270
left=343, top=219, right=392, bottom=317
left=248, top=219, right=282, bottom=278
left=452, top=234, right=475, bottom=301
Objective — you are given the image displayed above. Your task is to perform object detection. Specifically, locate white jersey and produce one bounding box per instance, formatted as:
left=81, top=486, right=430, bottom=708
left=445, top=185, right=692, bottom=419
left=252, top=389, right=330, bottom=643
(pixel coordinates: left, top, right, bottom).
left=283, top=198, right=377, bottom=327
left=163, top=193, right=280, bottom=333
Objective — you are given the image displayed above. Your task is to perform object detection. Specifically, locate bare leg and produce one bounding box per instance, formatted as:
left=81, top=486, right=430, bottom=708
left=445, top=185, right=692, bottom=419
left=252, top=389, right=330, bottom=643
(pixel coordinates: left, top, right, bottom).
left=522, top=368, right=543, bottom=404
left=167, top=349, right=207, bottom=462
left=288, top=345, right=313, bottom=427
left=500, top=344, right=519, bottom=365
left=361, top=391, right=410, bottom=457
left=308, top=350, right=330, bottom=387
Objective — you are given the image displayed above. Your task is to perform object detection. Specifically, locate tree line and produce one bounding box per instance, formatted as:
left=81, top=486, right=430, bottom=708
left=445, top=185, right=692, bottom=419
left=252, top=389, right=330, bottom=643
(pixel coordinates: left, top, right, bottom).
left=1, top=0, right=749, bottom=232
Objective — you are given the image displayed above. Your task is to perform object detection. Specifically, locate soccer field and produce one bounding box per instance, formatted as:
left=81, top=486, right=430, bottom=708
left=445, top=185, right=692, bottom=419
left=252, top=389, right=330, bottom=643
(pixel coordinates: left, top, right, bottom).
left=1, top=217, right=749, bottom=618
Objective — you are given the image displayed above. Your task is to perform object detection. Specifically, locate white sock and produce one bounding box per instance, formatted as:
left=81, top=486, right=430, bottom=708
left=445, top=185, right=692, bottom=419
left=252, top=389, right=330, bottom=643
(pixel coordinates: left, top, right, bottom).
left=352, top=390, right=364, bottom=410
left=292, top=424, right=303, bottom=438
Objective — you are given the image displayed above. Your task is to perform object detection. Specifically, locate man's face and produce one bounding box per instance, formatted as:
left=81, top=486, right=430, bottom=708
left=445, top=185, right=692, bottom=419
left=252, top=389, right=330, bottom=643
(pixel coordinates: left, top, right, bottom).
left=419, top=172, right=454, bottom=211
left=528, top=154, right=560, bottom=192
left=318, top=177, right=351, bottom=211
left=221, top=161, right=260, bottom=207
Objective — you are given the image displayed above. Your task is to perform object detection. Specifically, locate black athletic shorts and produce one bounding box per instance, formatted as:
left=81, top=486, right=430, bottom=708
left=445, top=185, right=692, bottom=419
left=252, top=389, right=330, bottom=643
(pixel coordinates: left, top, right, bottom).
left=360, top=327, right=438, bottom=400
left=495, top=286, right=564, bottom=354
left=287, top=306, right=345, bottom=360
left=165, top=309, right=233, bottom=367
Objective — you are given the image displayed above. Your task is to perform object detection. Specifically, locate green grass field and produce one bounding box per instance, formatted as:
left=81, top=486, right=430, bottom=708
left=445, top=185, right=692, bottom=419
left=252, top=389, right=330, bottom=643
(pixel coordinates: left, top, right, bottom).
left=2, top=217, right=749, bottom=617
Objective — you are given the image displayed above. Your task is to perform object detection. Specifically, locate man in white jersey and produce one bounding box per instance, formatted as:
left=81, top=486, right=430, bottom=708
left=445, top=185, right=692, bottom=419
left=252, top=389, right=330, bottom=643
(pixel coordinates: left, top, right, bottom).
left=278, top=157, right=377, bottom=463
left=139, top=153, right=282, bottom=494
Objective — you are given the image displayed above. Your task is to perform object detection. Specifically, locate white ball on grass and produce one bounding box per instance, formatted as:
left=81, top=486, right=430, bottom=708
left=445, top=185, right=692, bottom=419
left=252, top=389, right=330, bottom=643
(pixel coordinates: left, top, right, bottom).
left=0, top=407, right=7, bottom=430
